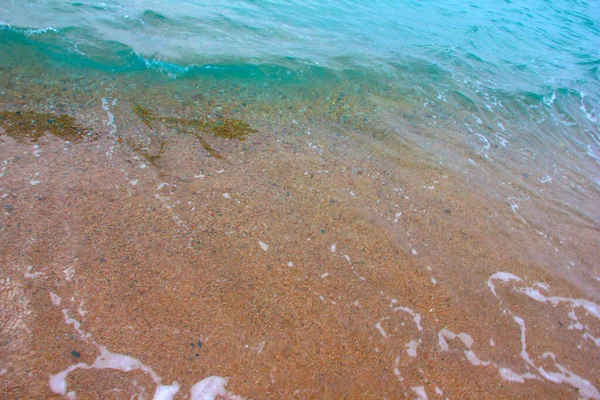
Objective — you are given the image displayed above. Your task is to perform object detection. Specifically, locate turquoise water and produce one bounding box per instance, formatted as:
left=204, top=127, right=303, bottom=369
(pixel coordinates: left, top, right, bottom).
left=2, top=0, right=599, bottom=109
left=2, top=0, right=599, bottom=124
left=1, top=0, right=600, bottom=220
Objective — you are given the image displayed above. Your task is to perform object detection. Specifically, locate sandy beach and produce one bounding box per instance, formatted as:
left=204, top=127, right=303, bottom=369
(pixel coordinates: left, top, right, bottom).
left=1, top=91, right=598, bottom=399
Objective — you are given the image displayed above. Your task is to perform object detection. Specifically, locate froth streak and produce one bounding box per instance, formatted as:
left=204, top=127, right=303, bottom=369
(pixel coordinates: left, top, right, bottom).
left=48, top=297, right=241, bottom=399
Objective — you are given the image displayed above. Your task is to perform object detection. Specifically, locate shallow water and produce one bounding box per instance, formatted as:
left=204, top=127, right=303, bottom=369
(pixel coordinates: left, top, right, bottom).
left=1, top=0, right=599, bottom=399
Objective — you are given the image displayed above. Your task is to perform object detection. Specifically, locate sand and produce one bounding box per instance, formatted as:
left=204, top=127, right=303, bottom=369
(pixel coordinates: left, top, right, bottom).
left=0, top=94, right=599, bottom=399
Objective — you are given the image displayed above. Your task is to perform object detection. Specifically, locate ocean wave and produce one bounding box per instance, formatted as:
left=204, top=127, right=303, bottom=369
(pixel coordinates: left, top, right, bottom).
left=1, top=9, right=598, bottom=162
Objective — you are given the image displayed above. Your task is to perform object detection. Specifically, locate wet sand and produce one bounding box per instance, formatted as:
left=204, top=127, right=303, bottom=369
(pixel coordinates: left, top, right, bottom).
left=1, top=96, right=599, bottom=399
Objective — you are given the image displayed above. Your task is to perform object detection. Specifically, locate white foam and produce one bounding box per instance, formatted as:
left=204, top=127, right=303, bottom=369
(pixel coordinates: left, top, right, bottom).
left=24, top=265, right=45, bottom=279
left=63, top=266, right=75, bottom=282
left=190, top=376, right=243, bottom=400
left=49, top=363, right=88, bottom=395
left=101, top=98, right=116, bottom=137
left=223, top=193, right=231, bottom=199
left=320, top=273, right=329, bottom=279
left=488, top=272, right=600, bottom=397
left=330, top=243, right=336, bottom=253
left=50, top=350, right=182, bottom=400
left=375, top=321, right=388, bottom=339
left=438, top=329, right=473, bottom=351
left=465, top=350, right=491, bottom=366
left=487, top=272, right=521, bottom=296
left=533, top=282, right=550, bottom=292
left=438, top=327, right=540, bottom=384
left=580, top=94, right=599, bottom=124
left=499, top=367, right=529, bottom=383
left=50, top=292, right=61, bottom=306
left=24, top=26, right=60, bottom=36
left=49, top=315, right=181, bottom=399
left=394, top=306, right=423, bottom=331
left=30, top=179, right=41, bottom=185
left=496, top=133, right=508, bottom=148
left=154, top=384, right=181, bottom=400
left=544, top=91, right=556, bottom=106
left=49, top=304, right=241, bottom=400
left=476, top=134, right=491, bottom=150
left=0, top=159, right=7, bottom=178
left=190, top=377, right=226, bottom=400
left=258, top=241, right=269, bottom=251
left=520, top=286, right=549, bottom=302
left=583, top=333, right=600, bottom=347
left=411, top=386, right=428, bottom=399
left=518, top=287, right=600, bottom=319
left=406, top=340, right=419, bottom=357
left=93, top=345, right=158, bottom=376
left=101, top=98, right=117, bottom=159
left=491, top=273, right=600, bottom=319
left=513, top=315, right=599, bottom=399
left=393, top=356, right=403, bottom=382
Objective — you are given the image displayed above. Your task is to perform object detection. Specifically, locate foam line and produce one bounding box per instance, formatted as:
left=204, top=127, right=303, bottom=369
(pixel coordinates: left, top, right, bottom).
left=393, top=306, right=422, bottom=331
left=513, top=316, right=599, bottom=399
left=48, top=295, right=242, bottom=399
left=486, top=273, right=600, bottom=398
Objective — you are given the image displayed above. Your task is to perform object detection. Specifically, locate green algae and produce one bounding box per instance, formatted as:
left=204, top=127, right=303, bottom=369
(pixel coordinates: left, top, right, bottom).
left=132, top=104, right=157, bottom=128
left=0, top=110, right=90, bottom=142
left=211, top=117, right=256, bottom=140
left=132, top=104, right=256, bottom=159
left=121, top=137, right=166, bottom=167
left=144, top=141, right=166, bottom=165
left=162, top=115, right=256, bottom=140
left=132, top=105, right=256, bottom=140
left=194, top=134, right=223, bottom=159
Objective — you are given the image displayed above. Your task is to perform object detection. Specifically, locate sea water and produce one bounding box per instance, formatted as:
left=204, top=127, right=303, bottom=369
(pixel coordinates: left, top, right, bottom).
left=1, top=0, right=598, bottom=222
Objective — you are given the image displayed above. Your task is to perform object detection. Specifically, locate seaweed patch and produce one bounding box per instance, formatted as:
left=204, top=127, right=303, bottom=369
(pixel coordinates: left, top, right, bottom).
left=132, top=104, right=157, bottom=129
left=132, top=104, right=256, bottom=158
left=0, top=110, right=90, bottom=142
